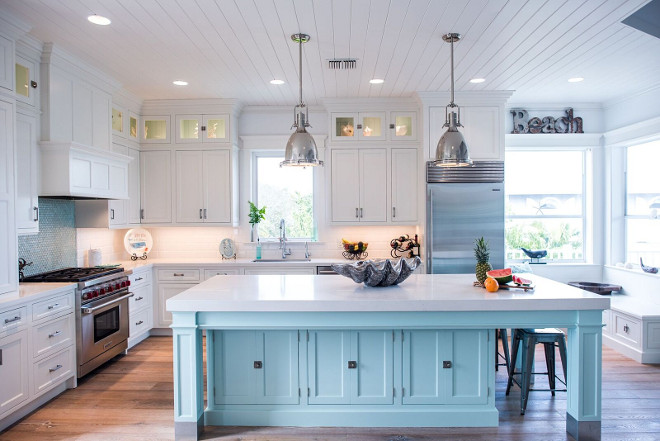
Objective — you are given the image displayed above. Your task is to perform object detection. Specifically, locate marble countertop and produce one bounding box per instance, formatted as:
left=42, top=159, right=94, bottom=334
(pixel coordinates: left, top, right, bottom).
left=116, top=257, right=366, bottom=272
left=1, top=282, right=76, bottom=310
left=167, top=273, right=611, bottom=313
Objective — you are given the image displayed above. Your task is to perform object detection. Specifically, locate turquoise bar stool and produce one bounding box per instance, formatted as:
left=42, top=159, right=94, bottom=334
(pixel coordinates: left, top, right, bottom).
left=505, top=328, right=568, bottom=415
left=495, top=329, right=510, bottom=373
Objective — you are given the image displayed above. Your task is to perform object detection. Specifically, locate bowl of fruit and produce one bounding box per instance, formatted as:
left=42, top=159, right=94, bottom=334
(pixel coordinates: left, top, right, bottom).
left=341, top=239, right=368, bottom=260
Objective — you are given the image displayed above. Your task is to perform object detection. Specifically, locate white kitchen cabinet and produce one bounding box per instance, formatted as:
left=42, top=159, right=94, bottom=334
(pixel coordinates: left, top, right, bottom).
left=112, top=106, right=125, bottom=138
left=0, top=98, right=17, bottom=295
left=429, top=106, right=502, bottom=161
left=128, top=112, right=139, bottom=141
left=15, top=54, right=37, bottom=107
left=142, top=115, right=170, bottom=143
left=0, top=34, right=13, bottom=91
left=15, top=111, right=39, bottom=234
left=243, top=267, right=315, bottom=275
left=389, top=111, right=417, bottom=141
left=175, top=150, right=231, bottom=223
left=157, top=283, right=198, bottom=328
left=140, top=150, right=172, bottom=223
left=128, top=268, right=153, bottom=348
left=0, top=330, right=29, bottom=418
left=127, top=147, right=141, bottom=224
left=390, top=148, right=418, bottom=223
left=330, top=148, right=387, bottom=223
left=204, top=268, right=242, bottom=279
left=331, top=112, right=386, bottom=142
left=175, top=114, right=229, bottom=143
left=107, top=143, right=129, bottom=226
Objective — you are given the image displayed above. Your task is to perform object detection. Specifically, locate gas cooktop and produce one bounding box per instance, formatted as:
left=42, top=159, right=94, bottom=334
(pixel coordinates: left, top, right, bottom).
left=21, top=266, right=124, bottom=283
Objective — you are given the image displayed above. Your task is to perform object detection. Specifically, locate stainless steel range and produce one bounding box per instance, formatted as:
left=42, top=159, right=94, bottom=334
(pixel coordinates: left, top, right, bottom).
left=22, top=267, right=133, bottom=377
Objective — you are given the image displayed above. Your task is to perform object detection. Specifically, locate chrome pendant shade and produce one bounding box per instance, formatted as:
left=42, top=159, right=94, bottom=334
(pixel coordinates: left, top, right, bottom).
left=281, top=33, right=323, bottom=167
left=434, top=33, right=473, bottom=167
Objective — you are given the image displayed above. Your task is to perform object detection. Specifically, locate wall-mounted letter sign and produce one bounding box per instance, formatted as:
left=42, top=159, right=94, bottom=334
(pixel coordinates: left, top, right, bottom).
left=511, top=108, right=583, bottom=134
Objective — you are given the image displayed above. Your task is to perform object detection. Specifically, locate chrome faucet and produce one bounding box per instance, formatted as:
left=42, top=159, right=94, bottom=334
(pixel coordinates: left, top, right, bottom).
left=304, top=242, right=310, bottom=259
left=279, top=219, right=292, bottom=259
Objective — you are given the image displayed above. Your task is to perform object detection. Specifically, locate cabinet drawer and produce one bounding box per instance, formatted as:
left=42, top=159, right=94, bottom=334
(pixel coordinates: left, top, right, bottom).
left=32, top=292, right=73, bottom=322
left=32, top=314, right=74, bottom=359
left=129, top=283, right=153, bottom=313
left=204, top=268, right=241, bottom=279
left=33, top=346, right=74, bottom=396
left=157, top=269, right=200, bottom=282
left=602, top=310, right=611, bottom=336
left=1, top=306, right=27, bottom=333
left=129, top=270, right=152, bottom=287
left=614, top=312, right=641, bottom=347
left=130, top=308, right=152, bottom=337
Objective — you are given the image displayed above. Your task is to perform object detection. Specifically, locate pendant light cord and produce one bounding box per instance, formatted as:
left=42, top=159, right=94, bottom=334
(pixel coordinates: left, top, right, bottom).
left=298, top=36, right=303, bottom=107
left=449, top=36, right=455, bottom=107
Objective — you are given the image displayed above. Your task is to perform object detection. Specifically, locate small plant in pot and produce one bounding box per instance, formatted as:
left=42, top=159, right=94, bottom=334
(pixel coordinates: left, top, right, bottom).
left=248, top=201, right=266, bottom=242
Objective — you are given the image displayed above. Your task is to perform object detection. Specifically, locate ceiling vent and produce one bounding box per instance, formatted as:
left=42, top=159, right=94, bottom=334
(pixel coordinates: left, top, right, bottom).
left=328, top=58, right=357, bottom=69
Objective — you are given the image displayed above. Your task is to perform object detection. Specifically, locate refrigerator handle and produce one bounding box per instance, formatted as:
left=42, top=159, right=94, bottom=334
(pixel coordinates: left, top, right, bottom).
left=426, top=188, right=432, bottom=274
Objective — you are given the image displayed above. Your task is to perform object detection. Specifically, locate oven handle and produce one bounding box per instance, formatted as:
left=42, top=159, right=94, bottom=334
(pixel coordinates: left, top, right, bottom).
left=81, top=292, right=134, bottom=314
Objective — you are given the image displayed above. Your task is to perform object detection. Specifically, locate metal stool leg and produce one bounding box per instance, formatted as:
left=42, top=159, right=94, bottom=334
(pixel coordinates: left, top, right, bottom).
left=520, top=334, right=536, bottom=415
left=506, top=329, right=521, bottom=396
left=557, top=334, right=568, bottom=383
left=502, top=329, right=511, bottom=375
left=543, top=342, right=556, bottom=396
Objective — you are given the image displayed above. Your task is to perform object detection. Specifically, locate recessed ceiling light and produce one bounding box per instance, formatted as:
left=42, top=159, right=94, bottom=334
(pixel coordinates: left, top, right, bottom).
left=369, top=78, right=385, bottom=84
left=172, top=80, right=188, bottom=86
left=270, top=79, right=285, bottom=85
left=87, top=14, right=111, bottom=26
left=469, top=78, right=486, bottom=84
left=568, top=77, right=584, bottom=83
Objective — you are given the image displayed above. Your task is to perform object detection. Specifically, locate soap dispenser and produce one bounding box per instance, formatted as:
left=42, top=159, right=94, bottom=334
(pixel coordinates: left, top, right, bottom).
left=256, top=238, right=262, bottom=260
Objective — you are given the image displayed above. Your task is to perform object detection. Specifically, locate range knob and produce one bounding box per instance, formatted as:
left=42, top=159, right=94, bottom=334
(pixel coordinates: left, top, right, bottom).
left=108, top=285, right=114, bottom=292
left=126, top=280, right=131, bottom=287
left=82, top=293, right=89, bottom=300
left=99, top=288, right=105, bottom=295
left=120, top=281, right=126, bottom=288
left=115, top=283, right=121, bottom=290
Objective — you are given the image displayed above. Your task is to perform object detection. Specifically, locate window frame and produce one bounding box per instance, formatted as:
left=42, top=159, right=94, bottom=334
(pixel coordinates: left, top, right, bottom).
left=504, top=147, right=589, bottom=263
left=250, top=150, right=317, bottom=241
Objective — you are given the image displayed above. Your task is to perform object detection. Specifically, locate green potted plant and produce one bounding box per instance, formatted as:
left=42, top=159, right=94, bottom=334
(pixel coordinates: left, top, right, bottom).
left=248, top=201, right=266, bottom=242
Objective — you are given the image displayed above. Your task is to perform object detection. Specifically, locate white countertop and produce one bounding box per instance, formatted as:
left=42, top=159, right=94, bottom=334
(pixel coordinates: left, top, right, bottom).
left=116, top=257, right=352, bottom=272
left=1, top=282, right=76, bottom=310
left=167, top=273, right=611, bottom=313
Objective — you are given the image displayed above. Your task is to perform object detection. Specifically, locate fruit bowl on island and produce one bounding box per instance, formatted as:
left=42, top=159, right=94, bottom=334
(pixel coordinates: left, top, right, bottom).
left=331, top=256, right=422, bottom=287
left=341, top=239, right=369, bottom=260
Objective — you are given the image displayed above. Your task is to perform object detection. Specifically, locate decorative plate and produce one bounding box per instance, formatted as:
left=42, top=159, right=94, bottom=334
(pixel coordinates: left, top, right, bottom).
left=124, top=228, right=153, bottom=260
left=332, top=256, right=422, bottom=287
left=220, top=238, right=236, bottom=260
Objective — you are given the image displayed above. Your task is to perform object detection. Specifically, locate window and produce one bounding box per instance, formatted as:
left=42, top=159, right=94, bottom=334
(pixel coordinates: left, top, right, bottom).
left=253, top=153, right=315, bottom=240
left=505, top=150, right=585, bottom=262
left=626, top=140, right=660, bottom=267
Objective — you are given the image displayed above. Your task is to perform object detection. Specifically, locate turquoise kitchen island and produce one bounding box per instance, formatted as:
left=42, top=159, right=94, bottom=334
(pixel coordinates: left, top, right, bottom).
left=167, top=273, right=610, bottom=441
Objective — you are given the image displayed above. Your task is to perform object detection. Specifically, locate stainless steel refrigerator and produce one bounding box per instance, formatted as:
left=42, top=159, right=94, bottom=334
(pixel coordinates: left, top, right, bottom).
left=426, top=161, right=505, bottom=274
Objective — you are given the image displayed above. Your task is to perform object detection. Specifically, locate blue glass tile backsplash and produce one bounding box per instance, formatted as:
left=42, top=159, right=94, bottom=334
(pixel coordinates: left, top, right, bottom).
left=18, top=198, right=77, bottom=277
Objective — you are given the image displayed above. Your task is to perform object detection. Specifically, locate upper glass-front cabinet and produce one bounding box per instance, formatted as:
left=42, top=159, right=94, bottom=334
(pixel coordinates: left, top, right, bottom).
left=112, top=107, right=124, bottom=136
left=390, top=111, right=417, bottom=141
left=331, top=112, right=397, bottom=142
left=15, top=55, right=37, bottom=106
left=175, top=114, right=229, bottom=143
left=129, top=113, right=139, bottom=140
left=142, top=115, right=171, bottom=143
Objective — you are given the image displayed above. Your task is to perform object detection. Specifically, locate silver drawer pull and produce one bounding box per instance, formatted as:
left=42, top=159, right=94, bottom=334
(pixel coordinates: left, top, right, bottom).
left=135, top=296, right=144, bottom=301
left=48, top=330, right=62, bottom=338
left=136, top=320, right=144, bottom=326
left=623, top=324, right=629, bottom=333
left=47, top=303, right=60, bottom=310
left=49, top=364, right=63, bottom=373
left=4, top=316, right=21, bottom=324
left=173, top=273, right=185, bottom=277
left=135, top=277, right=143, bottom=281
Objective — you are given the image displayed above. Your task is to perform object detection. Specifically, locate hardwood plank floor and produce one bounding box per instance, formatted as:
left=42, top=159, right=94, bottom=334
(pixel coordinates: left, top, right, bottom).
left=1, top=336, right=659, bottom=441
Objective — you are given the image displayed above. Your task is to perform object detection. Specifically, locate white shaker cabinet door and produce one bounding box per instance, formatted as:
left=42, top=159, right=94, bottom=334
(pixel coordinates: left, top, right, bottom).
left=391, top=148, right=418, bottom=223
left=358, top=149, right=387, bottom=222
left=330, top=149, right=360, bottom=222
left=0, top=99, right=17, bottom=294
left=15, top=111, right=39, bottom=233
left=0, top=330, right=29, bottom=417
left=127, top=147, right=141, bottom=224
left=140, top=150, right=172, bottom=223
left=203, top=150, right=231, bottom=223
left=175, top=150, right=205, bottom=223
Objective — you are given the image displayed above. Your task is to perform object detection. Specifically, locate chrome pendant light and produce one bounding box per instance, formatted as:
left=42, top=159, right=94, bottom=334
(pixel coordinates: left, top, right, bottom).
left=434, top=33, right=473, bottom=167
left=281, top=33, right=323, bottom=167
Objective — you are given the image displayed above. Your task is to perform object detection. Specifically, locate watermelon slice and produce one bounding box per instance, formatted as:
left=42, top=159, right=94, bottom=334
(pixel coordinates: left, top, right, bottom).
left=486, top=268, right=513, bottom=284
left=513, top=275, right=532, bottom=286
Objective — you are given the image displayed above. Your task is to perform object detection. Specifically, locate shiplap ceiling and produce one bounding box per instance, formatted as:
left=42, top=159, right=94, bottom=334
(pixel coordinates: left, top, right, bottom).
left=2, top=0, right=659, bottom=106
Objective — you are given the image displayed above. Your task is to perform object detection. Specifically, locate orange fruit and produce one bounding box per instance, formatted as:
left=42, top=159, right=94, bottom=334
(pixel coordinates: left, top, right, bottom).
left=484, top=277, right=499, bottom=292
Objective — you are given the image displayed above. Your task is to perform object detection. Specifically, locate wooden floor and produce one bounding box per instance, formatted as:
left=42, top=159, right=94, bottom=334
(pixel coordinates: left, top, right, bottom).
left=1, top=336, right=659, bottom=441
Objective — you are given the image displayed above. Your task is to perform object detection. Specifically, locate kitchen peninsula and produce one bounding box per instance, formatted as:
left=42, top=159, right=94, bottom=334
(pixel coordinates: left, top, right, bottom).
left=167, top=273, right=610, bottom=441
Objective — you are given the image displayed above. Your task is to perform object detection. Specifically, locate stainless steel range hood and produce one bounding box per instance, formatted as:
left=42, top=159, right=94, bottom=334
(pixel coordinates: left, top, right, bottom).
left=39, top=141, right=131, bottom=200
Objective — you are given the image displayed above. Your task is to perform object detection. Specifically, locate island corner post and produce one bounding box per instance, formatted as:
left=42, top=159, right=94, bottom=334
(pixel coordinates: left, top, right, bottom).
left=168, top=274, right=609, bottom=441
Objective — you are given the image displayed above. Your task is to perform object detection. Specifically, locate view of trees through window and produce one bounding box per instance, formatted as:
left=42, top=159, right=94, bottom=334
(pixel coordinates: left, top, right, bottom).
left=626, top=140, right=660, bottom=267
left=255, top=156, right=314, bottom=240
left=505, top=150, right=585, bottom=262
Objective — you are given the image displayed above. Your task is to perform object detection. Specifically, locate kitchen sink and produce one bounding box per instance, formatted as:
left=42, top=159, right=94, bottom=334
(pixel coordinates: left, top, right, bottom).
left=251, top=258, right=312, bottom=262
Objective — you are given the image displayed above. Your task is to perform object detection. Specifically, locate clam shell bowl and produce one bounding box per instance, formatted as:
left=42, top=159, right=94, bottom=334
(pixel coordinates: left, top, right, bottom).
left=331, top=256, right=422, bottom=287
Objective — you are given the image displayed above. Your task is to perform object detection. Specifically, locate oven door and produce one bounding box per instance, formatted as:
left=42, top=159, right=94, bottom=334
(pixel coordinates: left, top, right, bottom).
left=80, top=290, right=132, bottom=364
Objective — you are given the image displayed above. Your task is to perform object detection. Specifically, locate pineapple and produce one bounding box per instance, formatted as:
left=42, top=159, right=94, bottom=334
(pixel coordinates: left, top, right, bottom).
left=474, top=237, right=492, bottom=284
